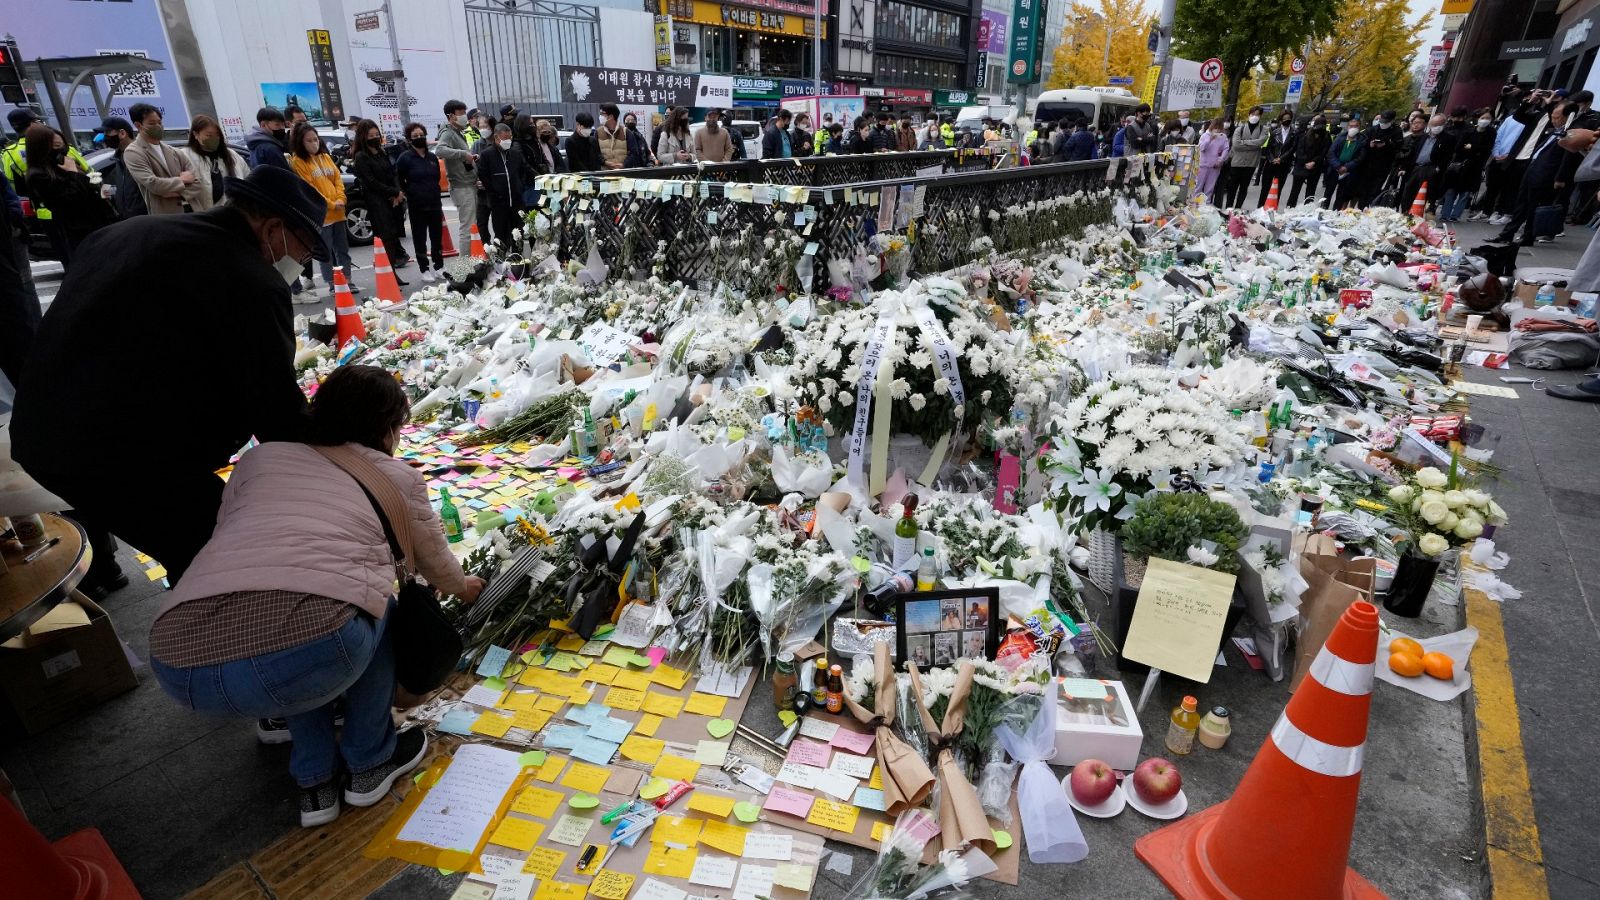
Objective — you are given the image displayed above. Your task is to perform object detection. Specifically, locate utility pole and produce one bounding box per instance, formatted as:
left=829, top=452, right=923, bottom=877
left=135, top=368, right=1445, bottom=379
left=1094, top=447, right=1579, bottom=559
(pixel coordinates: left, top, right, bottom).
left=813, top=0, right=822, bottom=96
left=1152, top=0, right=1176, bottom=111
left=383, top=0, right=409, bottom=128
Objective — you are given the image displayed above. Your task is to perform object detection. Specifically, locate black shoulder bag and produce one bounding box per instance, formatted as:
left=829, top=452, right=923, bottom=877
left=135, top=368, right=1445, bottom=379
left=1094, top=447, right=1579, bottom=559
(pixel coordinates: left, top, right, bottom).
left=315, top=446, right=464, bottom=695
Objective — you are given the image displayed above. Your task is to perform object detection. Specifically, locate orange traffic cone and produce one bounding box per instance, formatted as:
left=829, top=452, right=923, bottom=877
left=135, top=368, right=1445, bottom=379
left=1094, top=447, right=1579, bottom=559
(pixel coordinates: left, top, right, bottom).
left=372, top=237, right=404, bottom=306
left=1136, top=600, right=1386, bottom=899
left=0, top=796, right=140, bottom=899
left=468, top=222, right=486, bottom=261
left=1263, top=177, right=1281, bottom=211
left=332, top=270, right=366, bottom=349
left=440, top=212, right=459, bottom=258
left=1410, top=180, right=1429, bottom=217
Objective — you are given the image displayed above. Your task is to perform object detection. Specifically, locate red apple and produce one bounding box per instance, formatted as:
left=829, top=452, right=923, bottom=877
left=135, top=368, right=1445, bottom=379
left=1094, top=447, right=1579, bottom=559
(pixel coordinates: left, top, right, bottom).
left=1132, top=757, right=1182, bottom=805
left=1069, top=759, right=1117, bottom=806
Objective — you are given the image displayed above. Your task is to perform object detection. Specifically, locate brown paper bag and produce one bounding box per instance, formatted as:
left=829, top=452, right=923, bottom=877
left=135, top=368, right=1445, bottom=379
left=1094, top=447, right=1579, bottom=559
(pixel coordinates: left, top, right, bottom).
left=842, top=643, right=935, bottom=816
left=1289, top=537, right=1376, bottom=691
left=907, top=662, right=995, bottom=853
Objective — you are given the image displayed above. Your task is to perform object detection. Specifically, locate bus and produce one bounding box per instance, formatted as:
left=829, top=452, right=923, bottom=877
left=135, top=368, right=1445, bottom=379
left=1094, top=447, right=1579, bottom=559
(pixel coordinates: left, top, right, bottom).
left=1030, top=87, right=1142, bottom=136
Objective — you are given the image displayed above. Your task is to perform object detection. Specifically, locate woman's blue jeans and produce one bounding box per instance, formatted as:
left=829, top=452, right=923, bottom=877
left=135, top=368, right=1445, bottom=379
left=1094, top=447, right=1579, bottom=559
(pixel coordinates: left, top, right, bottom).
left=319, top=222, right=353, bottom=287
left=151, top=603, right=396, bottom=788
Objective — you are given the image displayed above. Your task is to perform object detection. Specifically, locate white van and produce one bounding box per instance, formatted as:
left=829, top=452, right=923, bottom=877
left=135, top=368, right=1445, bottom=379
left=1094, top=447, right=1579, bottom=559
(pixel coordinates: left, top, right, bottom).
left=1030, top=87, right=1141, bottom=136
left=955, top=104, right=1015, bottom=133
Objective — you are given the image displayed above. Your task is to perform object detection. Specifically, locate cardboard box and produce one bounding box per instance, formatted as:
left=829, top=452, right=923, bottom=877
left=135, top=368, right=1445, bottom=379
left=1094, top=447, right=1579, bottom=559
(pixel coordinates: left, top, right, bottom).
left=1515, top=280, right=1572, bottom=307
left=1052, top=677, right=1145, bottom=771
left=0, top=596, right=138, bottom=737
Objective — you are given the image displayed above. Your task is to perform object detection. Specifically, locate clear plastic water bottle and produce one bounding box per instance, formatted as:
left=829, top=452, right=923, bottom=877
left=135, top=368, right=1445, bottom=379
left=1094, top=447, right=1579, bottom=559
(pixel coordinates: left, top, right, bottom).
left=1535, top=283, right=1557, bottom=308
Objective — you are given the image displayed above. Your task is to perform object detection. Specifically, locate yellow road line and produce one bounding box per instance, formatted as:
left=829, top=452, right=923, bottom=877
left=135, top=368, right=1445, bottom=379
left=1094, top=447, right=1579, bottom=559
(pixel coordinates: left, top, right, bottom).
left=1465, top=587, right=1550, bottom=900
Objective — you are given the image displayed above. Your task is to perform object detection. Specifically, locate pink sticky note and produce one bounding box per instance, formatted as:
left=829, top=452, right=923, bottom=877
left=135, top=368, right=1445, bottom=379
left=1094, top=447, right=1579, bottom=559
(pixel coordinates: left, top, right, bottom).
left=830, top=729, right=875, bottom=755
left=558, top=467, right=583, bottom=479
left=784, top=738, right=832, bottom=769
left=763, top=786, right=815, bottom=819
left=646, top=647, right=668, bottom=666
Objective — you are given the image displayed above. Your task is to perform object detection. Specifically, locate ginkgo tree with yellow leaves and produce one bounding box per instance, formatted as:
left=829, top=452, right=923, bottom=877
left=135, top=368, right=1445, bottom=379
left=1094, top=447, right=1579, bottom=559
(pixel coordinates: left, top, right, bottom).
left=1298, top=0, right=1430, bottom=116
left=1046, top=0, right=1157, bottom=96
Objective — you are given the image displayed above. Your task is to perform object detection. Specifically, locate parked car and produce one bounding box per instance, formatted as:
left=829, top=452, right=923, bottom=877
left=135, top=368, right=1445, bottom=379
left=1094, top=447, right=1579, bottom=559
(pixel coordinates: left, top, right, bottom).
left=29, top=141, right=381, bottom=257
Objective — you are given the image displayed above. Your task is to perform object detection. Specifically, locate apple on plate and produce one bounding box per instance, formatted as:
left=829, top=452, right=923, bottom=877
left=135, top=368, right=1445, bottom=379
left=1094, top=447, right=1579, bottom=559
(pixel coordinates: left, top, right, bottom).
left=1133, top=757, right=1182, bottom=805
left=1069, top=759, right=1117, bottom=805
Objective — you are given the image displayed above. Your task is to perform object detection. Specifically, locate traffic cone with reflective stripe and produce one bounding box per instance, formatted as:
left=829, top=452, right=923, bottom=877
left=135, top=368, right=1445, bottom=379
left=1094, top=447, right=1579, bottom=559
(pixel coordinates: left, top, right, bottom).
left=332, top=270, right=366, bottom=350
left=469, top=222, right=486, bottom=261
left=440, top=212, right=459, bottom=258
left=1410, top=180, right=1429, bottom=217
left=0, top=797, right=140, bottom=900
left=372, top=237, right=404, bottom=306
left=1264, top=177, right=1281, bottom=211
left=1135, top=600, right=1385, bottom=899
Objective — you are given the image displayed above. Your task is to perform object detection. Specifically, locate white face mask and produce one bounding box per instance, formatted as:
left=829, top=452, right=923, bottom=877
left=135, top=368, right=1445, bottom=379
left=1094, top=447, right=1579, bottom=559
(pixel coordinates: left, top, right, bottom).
left=272, top=229, right=303, bottom=286
left=1348, top=127, right=1360, bottom=137
left=1478, top=118, right=1492, bottom=128
left=1248, top=115, right=1260, bottom=125
left=1179, top=117, right=1189, bottom=126
left=1428, top=125, right=1443, bottom=135
left=498, top=138, right=512, bottom=150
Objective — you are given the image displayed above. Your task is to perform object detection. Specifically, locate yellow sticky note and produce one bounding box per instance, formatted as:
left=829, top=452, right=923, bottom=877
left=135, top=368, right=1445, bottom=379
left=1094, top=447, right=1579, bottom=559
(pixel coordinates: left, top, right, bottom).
left=546, top=674, right=589, bottom=698
left=636, top=714, right=664, bottom=737
left=471, top=711, right=514, bottom=738
left=610, top=670, right=652, bottom=692
left=569, top=687, right=594, bottom=706
left=619, top=735, right=666, bottom=765
left=687, top=792, right=736, bottom=818
left=535, top=694, right=567, bottom=713
left=534, top=881, right=585, bottom=900
left=683, top=693, right=728, bottom=717
left=649, top=665, right=690, bottom=690
left=561, top=762, right=610, bottom=794
left=641, top=691, right=684, bottom=719
left=500, top=691, right=539, bottom=711
left=519, top=667, right=551, bottom=688
left=488, top=816, right=544, bottom=851
left=697, top=820, right=748, bottom=857
left=807, top=797, right=860, bottom=833
left=601, top=646, right=637, bottom=667
left=556, top=634, right=588, bottom=652
left=869, top=766, right=884, bottom=790
left=641, top=845, right=697, bottom=880
left=512, top=786, right=564, bottom=819
left=522, top=846, right=567, bottom=879
left=512, top=708, right=552, bottom=732
left=871, top=821, right=891, bottom=843
left=651, top=754, right=700, bottom=783
left=535, top=755, right=569, bottom=783
left=584, top=664, right=621, bottom=685
left=146, top=565, right=168, bottom=581
left=587, top=870, right=634, bottom=900
left=651, top=815, right=702, bottom=847
left=602, top=687, right=645, bottom=712
left=774, top=863, right=816, bottom=891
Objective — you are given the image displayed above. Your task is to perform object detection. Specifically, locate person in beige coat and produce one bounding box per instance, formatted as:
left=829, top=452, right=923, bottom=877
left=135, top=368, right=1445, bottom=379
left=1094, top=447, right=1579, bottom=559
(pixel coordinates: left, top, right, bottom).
left=694, top=108, right=735, bottom=163
left=122, top=102, right=201, bottom=214
left=177, top=113, right=249, bottom=212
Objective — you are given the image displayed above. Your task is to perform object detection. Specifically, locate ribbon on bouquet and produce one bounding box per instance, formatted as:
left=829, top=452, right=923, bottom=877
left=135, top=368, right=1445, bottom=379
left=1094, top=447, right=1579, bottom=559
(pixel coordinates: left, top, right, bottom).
left=846, top=312, right=897, bottom=491
left=910, top=305, right=967, bottom=486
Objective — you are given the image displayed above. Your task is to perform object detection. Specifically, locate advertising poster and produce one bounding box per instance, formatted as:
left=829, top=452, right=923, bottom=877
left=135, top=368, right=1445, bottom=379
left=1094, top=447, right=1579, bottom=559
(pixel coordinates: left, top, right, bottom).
left=260, top=82, right=324, bottom=122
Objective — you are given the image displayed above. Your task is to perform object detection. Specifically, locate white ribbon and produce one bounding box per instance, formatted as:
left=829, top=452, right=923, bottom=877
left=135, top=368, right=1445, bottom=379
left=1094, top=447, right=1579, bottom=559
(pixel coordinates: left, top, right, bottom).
left=847, top=312, right=896, bottom=488
left=911, top=305, right=966, bottom=414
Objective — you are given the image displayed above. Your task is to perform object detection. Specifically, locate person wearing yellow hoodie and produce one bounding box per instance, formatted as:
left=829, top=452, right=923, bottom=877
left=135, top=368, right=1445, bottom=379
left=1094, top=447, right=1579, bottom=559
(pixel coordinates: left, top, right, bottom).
left=288, top=122, right=354, bottom=300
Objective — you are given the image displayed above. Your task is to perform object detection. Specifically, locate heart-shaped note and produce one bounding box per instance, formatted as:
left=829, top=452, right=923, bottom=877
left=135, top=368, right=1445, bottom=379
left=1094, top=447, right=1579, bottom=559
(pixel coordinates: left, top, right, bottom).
left=992, top=829, right=1013, bottom=850
left=568, top=794, right=600, bottom=809
left=639, top=777, right=671, bottom=800
left=777, top=710, right=798, bottom=727
left=733, top=801, right=761, bottom=823
left=707, top=718, right=736, bottom=738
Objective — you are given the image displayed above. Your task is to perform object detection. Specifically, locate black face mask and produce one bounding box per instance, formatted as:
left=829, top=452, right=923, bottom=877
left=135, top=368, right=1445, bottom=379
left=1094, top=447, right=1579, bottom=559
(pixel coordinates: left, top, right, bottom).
left=104, top=134, right=122, bottom=150
left=411, top=136, right=427, bottom=149
left=53, top=148, right=68, bottom=164
left=367, top=136, right=382, bottom=149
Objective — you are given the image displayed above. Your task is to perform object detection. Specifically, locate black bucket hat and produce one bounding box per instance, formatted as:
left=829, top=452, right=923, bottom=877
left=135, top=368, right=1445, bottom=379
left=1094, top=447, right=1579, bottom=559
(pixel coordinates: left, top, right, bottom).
left=222, top=166, right=329, bottom=260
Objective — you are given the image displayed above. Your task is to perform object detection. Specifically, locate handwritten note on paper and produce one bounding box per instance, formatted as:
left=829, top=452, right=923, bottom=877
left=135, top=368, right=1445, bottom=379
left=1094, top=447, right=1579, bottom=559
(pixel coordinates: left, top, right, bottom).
left=511, top=786, right=563, bottom=819
left=634, top=879, right=689, bottom=900
left=762, top=786, right=814, bottom=819
left=488, top=816, right=545, bottom=851
left=741, top=831, right=793, bottom=861
left=773, top=862, right=816, bottom=891
left=732, top=864, right=775, bottom=900
left=1122, top=557, right=1238, bottom=683
left=828, top=752, right=875, bottom=780
left=561, top=763, right=610, bottom=794
left=521, top=846, right=568, bottom=879
left=806, top=798, right=860, bottom=833
left=815, top=770, right=861, bottom=802
left=549, top=813, right=594, bottom=846
left=697, top=820, right=748, bottom=856
left=396, top=744, right=524, bottom=852
left=783, top=737, right=832, bottom=768
left=490, top=873, right=536, bottom=900
left=830, top=729, right=875, bottom=755
left=776, top=762, right=823, bottom=789
left=689, top=855, right=738, bottom=889
left=683, top=692, right=728, bottom=717
left=797, top=717, right=839, bottom=741
left=587, top=869, right=635, bottom=900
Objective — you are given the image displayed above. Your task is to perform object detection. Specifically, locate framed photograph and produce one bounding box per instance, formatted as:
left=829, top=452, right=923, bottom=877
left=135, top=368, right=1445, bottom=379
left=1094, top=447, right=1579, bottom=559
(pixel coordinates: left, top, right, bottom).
left=895, top=588, right=1000, bottom=665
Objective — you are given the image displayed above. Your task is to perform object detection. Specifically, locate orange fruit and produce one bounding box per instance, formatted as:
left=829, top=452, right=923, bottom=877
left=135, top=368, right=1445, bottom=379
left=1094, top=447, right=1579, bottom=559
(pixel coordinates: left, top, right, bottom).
left=1389, top=637, right=1424, bottom=659
left=1422, top=652, right=1455, bottom=681
left=1388, top=652, right=1425, bottom=678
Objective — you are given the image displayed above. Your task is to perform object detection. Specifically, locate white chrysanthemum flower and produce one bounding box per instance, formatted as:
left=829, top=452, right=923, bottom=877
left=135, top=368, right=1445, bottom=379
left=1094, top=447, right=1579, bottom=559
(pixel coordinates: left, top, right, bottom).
left=909, top=393, right=926, bottom=411
left=890, top=378, right=910, bottom=400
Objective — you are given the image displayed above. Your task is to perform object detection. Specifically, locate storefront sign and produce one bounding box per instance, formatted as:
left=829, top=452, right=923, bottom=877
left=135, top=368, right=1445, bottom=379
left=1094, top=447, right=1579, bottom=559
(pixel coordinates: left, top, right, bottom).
left=1421, top=46, right=1447, bottom=95
left=781, top=79, right=834, bottom=97
left=976, top=51, right=988, bottom=89
left=306, top=29, right=345, bottom=123
left=934, top=89, right=974, bottom=107
left=654, top=15, right=674, bottom=69
left=1562, top=19, right=1593, bottom=54
left=1498, top=40, right=1547, bottom=60
left=883, top=87, right=931, bottom=105
left=1006, top=0, right=1042, bottom=84
left=980, top=9, right=1007, bottom=55
left=1438, top=0, right=1473, bottom=14
left=734, top=75, right=782, bottom=99
left=560, top=65, right=728, bottom=106
left=838, top=0, right=876, bottom=77
left=662, top=0, right=823, bottom=36
left=354, top=12, right=380, bottom=32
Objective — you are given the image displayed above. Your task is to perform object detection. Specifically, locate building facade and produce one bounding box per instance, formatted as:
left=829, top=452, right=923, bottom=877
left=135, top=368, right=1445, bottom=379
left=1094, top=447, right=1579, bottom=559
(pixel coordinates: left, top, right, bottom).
left=660, top=0, right=825, bottom=80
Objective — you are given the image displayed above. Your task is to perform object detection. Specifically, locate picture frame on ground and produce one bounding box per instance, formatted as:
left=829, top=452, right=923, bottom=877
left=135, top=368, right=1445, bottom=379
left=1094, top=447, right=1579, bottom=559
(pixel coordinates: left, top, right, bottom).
left=894, top=588, right=1001, bottom=664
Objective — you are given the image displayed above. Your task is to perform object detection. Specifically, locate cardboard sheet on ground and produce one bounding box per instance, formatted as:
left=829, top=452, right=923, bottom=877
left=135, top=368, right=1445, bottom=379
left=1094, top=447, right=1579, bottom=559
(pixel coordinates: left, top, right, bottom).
left=1375, top=626, right=1477, bottom=701
left=1122, top=558, right=1237, bottom=683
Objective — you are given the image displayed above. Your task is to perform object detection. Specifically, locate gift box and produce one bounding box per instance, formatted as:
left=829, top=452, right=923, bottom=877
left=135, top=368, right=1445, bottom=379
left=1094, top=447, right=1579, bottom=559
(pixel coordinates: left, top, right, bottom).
left=1052, top=677, right=1144, bottom=771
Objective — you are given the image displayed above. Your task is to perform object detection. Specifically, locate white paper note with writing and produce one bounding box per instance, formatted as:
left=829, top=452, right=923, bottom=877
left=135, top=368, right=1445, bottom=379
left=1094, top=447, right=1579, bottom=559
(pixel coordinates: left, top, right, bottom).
left=742, top=832, right=793, bottom=861
left=732, top=864, right=775, bottom=900
left=689, top=855, right=738, bottom=888
left=397, top=744, right=524, bottom=852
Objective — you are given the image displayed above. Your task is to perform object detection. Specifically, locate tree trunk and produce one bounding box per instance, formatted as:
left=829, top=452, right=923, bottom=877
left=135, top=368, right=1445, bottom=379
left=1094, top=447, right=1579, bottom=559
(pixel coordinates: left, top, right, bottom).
left=1224, top=69, right=1246, bottom=121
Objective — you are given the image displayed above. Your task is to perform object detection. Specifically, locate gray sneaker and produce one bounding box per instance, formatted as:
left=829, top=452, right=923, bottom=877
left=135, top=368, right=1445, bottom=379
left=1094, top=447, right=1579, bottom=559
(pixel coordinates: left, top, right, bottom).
left=344, top=727, right=428, bottom=807
left=299, top=780, right=340, bottom=827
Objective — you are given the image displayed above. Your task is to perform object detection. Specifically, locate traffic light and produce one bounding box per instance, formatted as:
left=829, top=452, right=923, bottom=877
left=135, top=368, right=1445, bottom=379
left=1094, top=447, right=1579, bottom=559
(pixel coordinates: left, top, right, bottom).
left=0, top=41, right=27, bottom=104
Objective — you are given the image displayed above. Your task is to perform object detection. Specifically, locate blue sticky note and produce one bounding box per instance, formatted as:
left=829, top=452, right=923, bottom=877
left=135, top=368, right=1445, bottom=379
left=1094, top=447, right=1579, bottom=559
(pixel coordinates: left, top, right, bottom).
left=477, top=645, right=513, bottom=678
left=567, top=702, right=609, bottom=727
left=853, top=787, right=887, bottom=811
left=543, top=724, right=587, bottom=750
left=571, top=735, right=620, bottom=766
left=586, top=716, right=634, bottom=744
left=438, top=709, right=478, bottom=736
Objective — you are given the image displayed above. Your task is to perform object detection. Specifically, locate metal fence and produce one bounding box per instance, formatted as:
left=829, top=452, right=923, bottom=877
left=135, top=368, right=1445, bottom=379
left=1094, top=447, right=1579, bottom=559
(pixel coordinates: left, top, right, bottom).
left=464, top=0, right=602, bottom=117
left=536, top=154, right=1158, bottom=294
left=594, top=148, right=999, bottom=187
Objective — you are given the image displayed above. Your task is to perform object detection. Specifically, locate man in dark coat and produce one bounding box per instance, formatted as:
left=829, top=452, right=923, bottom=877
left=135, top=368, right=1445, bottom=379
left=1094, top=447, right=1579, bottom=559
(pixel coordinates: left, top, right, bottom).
left=9, top=167, right=323, bottom=583
left=1495, top=100, right=1583, bottom=246
left=1357, top=111, right=1403, bottom=207
left=1287, top=115, right=1331, bottom=207
left=478, top=123, right=532, bottom=246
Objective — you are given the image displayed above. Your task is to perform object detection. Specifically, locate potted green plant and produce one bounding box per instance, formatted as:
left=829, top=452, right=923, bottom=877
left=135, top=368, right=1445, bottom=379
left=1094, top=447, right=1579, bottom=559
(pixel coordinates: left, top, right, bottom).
left=1109, top=491, right=1250, bottom=672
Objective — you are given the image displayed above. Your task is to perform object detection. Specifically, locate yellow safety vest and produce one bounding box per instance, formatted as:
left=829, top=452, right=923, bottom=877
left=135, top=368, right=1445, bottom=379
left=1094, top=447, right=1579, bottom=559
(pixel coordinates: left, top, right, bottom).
left=3, top=140, right=90, bottom=221
left=940, top=123, right=954, bottom=147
